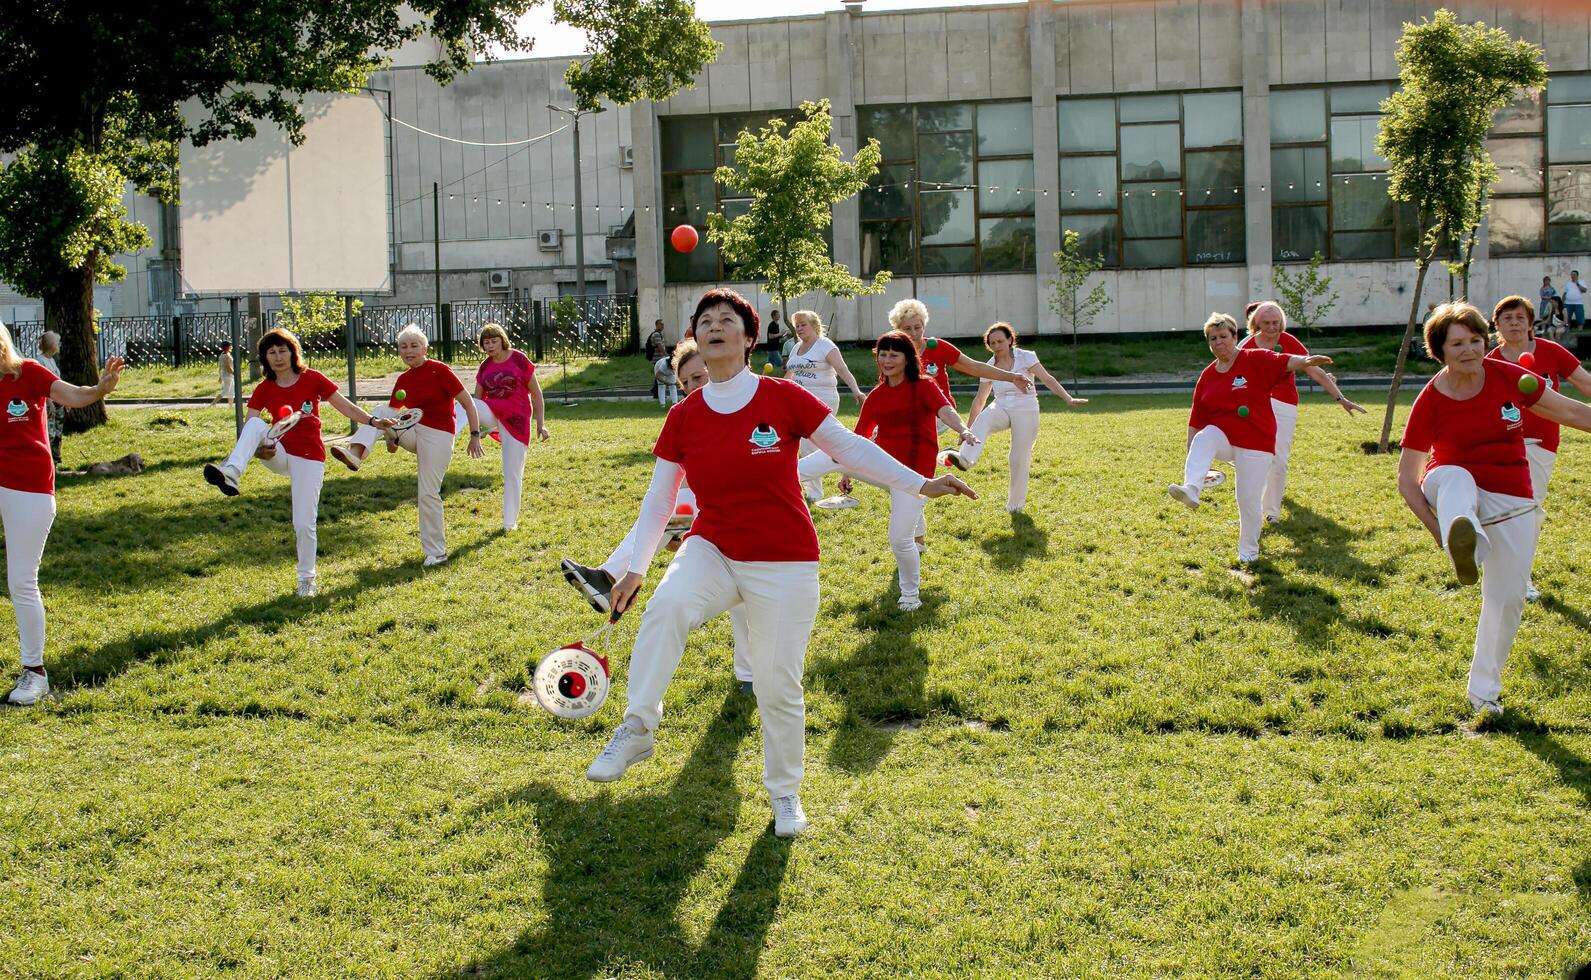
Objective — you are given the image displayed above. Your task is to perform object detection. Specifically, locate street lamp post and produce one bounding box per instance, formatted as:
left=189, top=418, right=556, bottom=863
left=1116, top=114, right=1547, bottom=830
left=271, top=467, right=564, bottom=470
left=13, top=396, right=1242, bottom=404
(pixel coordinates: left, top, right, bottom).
left=547, top=103, right=604, bottom=305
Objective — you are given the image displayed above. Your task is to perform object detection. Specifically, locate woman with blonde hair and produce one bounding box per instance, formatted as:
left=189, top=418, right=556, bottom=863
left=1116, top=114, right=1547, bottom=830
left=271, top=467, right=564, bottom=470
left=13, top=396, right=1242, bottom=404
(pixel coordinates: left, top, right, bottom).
left=0, top=322, right=124, bottom=705
left=784, top=310, right=864, bottom=499
left=943, top=322, right=1087, bottom=513
left=460, top=322, right=548, bottom=532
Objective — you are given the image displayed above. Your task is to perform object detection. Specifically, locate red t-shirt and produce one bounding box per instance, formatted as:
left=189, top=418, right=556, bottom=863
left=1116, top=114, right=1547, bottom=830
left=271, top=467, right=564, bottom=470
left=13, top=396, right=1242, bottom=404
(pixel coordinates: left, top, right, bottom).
left=920, top=338, right=962, bottom=402
left=391, top=360, right=465, bottom=432
left=653, top=377, right=833, bottom=562
left=1188, top=348, right=1293, bottom=453
left=1484, top=339, right=1582, bottom=452
left=247, top=370, right=340, bottom=462
left=0, top=360, right=59, bottom=495
left=1402, top=359, right=1546, bottom=498
left=1236, top=331, right=1310, bottom=405
left=855, top=378, right=952, bottom=478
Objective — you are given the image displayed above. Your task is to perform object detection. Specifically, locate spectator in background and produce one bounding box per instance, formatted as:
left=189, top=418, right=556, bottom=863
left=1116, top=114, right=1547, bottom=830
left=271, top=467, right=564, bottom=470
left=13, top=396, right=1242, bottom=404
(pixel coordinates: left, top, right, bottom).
left=35, top=332, right=63, bottom=466
left=644, top=319, right=668, bottom=399
left=1563, top=270, right=1585, bottom=330
left=1538, top=276, right=1558, bottom=331
left=766, top=309, right=785, bottom=370
left=654, top=345, right=679, bottom=407
left=212, top=341, right=235, bottom=406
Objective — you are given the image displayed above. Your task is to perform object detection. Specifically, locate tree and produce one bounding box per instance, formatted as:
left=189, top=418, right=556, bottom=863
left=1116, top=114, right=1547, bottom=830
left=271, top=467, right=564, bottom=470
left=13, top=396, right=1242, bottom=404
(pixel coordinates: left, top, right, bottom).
left=0, top=0, right=717, bottom=431
left=1047, top=230, right=1111, bottom=385
left=705, top=100, right=891, bottom=325
left=1374, top=8, right=1546, bottom=452
left=1272, top=252, right=1338, bottom=337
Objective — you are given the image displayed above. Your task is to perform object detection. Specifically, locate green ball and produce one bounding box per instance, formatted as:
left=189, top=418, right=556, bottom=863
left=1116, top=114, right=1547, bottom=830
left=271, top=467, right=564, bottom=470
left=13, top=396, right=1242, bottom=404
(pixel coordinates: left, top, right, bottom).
left=925, top=337, right=938, bottom=349
left=1237, top=405, right=1250, bottom=418
left=1518, top=374, right=1540, bottom=395
left=1272, top=344, right=1283, bottom=352
left=394, top=389, right=407, bottom=401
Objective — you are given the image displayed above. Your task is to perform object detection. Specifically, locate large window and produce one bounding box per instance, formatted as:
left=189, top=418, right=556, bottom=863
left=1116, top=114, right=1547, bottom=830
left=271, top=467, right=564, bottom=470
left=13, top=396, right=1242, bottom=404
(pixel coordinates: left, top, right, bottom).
left=858, top=102, right=1035, bottom=276
left=1058, top=91, right=1244, bottom=269
left=660, top=112, right=784, bottom=283
left=1488, top=74, right=1591, bottom=255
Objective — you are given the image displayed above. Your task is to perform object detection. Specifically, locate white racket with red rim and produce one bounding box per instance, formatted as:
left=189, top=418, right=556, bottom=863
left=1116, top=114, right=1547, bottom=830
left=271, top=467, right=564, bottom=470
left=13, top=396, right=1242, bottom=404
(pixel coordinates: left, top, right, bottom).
left=265, top=405, right=302, bottom=443
left=534, top=612, right=626, bottom=719
left=814, top=494, right=860, bottom=511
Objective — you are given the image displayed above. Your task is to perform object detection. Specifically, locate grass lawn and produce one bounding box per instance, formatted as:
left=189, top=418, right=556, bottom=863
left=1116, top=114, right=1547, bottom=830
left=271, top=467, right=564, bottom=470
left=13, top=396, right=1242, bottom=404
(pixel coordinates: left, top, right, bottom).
left=2, top=395, right=1588, bottom=977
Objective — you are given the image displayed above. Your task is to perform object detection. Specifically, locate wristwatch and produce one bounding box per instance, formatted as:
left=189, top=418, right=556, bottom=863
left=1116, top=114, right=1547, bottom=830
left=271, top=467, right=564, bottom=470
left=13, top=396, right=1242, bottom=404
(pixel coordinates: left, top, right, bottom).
left=470, top=429, right=481, bottom=437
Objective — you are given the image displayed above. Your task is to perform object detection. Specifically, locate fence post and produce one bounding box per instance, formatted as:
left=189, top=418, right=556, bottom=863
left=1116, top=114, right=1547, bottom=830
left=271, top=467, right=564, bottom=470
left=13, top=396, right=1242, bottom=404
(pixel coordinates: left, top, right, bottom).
left=344, top=296, right=359, bottom=433
left=440, top=303, right=453, bottom=363
left=229, top=298, right=244, bottom=436
left=172, top=316, right=184, bottom=367
left=532, top=299, right=544, bottom=361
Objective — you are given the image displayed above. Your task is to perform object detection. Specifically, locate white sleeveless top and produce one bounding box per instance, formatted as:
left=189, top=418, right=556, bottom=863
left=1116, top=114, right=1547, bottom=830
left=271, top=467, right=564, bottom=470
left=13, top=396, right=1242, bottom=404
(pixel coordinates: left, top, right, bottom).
left=986, top=347, right=1041, bottom=410
left=787, top=336, right=840, bottom=396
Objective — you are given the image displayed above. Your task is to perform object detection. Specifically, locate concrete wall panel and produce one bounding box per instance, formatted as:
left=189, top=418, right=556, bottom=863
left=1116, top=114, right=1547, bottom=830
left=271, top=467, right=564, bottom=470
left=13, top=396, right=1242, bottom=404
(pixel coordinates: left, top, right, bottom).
left=1278, top=0, right=1328, bottom=84
left=988, top=8, right=1031, bottom=100
left=905, top=13, right=951, bottom=103
left=708, top=25, right=752, bottom=113
left=748, top=21, right=794, bottom=111
left=1543, top=7, right=1591, bottom=72
left=861, top=15, right=908, bottom=104
left=1054, top=5, right=1072, bottom=96
left=790, top=18, right=830, bottom=106
left=946, top=12, right=992, bottom=102
left=1068, top=6, right=1115, bottom=95
left=1198, top=0, right=1242, bottom=89
left=1155, top=0, right=1201, bottom=92
left=1111, top=3, right=1158, bottom=93
left=1324, top=0, right=1374, bottom=83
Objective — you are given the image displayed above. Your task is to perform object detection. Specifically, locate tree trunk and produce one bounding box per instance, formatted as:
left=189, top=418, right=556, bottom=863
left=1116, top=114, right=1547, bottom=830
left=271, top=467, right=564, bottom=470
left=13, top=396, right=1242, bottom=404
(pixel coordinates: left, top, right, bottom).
left=1378, top=231, right=1442, bottom=453
left=44, top=256, right=105, bottom=432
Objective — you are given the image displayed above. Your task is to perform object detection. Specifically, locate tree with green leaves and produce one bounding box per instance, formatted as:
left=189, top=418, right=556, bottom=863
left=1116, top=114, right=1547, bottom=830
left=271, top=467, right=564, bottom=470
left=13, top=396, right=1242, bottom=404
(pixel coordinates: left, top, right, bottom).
left=0, top=0, right=717, bottom=430
left=706, top=99, right=891, bottom=326
left=1374, top=8, right=1546, bottom=452
left=1047, top=230, right=1111, bottom=385
left=1272, top=252, right=1338, bottom=337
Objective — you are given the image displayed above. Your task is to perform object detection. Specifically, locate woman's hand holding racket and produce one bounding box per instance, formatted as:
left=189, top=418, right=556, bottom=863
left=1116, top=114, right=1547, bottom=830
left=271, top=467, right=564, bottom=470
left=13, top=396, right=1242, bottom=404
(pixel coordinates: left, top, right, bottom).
left=610, top=571, right=645, bottom=614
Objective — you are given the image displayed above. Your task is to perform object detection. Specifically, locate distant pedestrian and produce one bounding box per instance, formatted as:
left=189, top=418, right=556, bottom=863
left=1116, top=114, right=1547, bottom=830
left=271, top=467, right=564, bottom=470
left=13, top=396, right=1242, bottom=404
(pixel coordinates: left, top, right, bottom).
left=765, top=309, right=785, bottom=370
left=654, top=348, right=679, bottom=406
left=212, top=342, right=235, bottom=405
left=644, top=319, right=668, bottom=399
left=1563, top=270, right=1585, bottom=329
left=1538, top=276, right=1558, bottom=330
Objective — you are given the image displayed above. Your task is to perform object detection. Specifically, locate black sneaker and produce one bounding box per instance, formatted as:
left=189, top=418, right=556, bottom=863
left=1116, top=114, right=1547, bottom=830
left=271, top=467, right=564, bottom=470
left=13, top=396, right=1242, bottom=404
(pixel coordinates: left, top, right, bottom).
left=203, top=463, right=240, bottom=496
left=560, top=559, right=616, bottom=614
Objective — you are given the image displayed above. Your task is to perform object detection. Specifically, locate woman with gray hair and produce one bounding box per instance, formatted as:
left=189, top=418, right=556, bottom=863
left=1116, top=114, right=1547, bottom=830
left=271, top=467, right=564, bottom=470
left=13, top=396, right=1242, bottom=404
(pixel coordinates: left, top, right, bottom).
left=35, top=332, right=64, bottom=465
left=334, top=324, right=482, bottom=566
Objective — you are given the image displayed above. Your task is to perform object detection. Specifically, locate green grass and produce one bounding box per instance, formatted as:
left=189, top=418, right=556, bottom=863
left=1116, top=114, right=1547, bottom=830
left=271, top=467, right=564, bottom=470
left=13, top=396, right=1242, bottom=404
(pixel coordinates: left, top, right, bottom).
left=2, top=395, right=1589, bottom=977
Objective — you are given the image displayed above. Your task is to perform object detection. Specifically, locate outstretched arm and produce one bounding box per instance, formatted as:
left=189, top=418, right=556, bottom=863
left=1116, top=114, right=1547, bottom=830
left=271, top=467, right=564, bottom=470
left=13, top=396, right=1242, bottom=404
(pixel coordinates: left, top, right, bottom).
left=1301, top=364, right=1366, bottom=415
left=327, top=390, right=390, bottom=428
left=1286, top=354, right=1333, bottom=373
left=808, top=416, right=976, bottom=499
left=1527, top=385, right=1591, bottom=431
left=954, top=352, right=1033, bottom=392
left=1031, top=360, right=1087, bottom=406
left=49, top=357, right=124, bottom=408
left=827, top=348, right=866, bottom=402
left=454, top=389, right=484, bottom=459
left=937, top=404, right=979, bottom=446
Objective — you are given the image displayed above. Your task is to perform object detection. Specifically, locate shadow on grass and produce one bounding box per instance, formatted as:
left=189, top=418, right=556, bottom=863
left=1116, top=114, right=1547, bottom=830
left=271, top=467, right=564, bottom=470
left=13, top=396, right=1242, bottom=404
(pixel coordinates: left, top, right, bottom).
left=1539, top=594, right=1591, bottom=634
left=449, top=692, right=791, bottom=979
left=48, top=534, right=496, bottom=690
left=811, top=588, right=947, bottom=775
left=1507, top=727, right=1591, bottom=899
left=1269, top=500, right=1398, bottom=585
left=978, top=510, right=1048, bottom=569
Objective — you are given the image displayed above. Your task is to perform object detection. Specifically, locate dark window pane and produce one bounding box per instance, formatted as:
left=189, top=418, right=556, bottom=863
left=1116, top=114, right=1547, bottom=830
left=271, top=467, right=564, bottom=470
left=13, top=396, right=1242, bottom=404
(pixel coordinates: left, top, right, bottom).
left=717, top=142, right=741, bottom=167
left=1058, top=99, right=1116, bottom=152
left=1489, top=198, right=1545, bottom=254
left=1547, top=105, right=1591, bottom=163
left=1271, top=89, right=1326, bottom=143
left=861, top=221, right=914, bottom=276
left=1061, top=213, right=1119, bottom=267
left=1395, top=201, right=1423, bottom=258
left=1187, top=149, right=1243, bottom=200
left=1119, top=94, right=1179, bottom=123
left=919, top=132, right=974, bottom=184
left=660, top=116, right=714, bottom=171
left=1121, top=181, right=1180, bottom=237
left=663, top=172, right=715, bottom=224
left=1547, top=74, right=1591, bottom=104
left=1120, top=124, right=1180, bottom=180
left=1332, top=230, right=1394, bottom=260
left=1124, top=239, right=1181, bottom=268
left=1060, top=156, right=1118, bottom=205
left=980, top=217, right=1036, bottom=272
left=1186, top=209, right=1244, bottom=264
left=1331, top=116, right=1387, bottom=172
left=1488, top=137, right=1544, bottom=194
left=977, top=103, right=1033, bottom=156
left=862, top=164, right=916, bottom=219
left=1549, top=165, right=1591, bottom=224
left=921, top=246, right=976, bottom=273
left=1332, top=174, right=1393, bottom=230
left=1548, top=222, right=1591, bottom=252
left=1331, top=83, right=1392, bottom=114
left=1271, top=146, right=1328, bottom=202
left=1184, top=92, right=1242, bottom=147
left=665, top=232, right=719, bottom=282
left=860, top=105, right=915, bottom=161
left=1273, top=206, right=1327, bottom=262
left=918, top=104, right=973, bottom=132
left=1493, top=91, right=1544, bottom=134
left=719, top=198, right=752, bottom=222
left=919, top=190, right=975, bottom=244
left=979, top=159, right=1035, bottom=214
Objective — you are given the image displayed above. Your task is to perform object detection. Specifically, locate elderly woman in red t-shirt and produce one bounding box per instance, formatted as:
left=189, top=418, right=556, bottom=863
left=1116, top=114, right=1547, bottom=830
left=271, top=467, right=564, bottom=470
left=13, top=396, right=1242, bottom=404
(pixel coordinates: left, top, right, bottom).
left=584, top=288, right=975, bottom=838
left=799, top=330, right=979, bottom=612
left=1399, top=302, right=1591, bottom=720
left=1168, top=312, right=1333, bottom=565
left=1483, top=294, right=1591, bottom=602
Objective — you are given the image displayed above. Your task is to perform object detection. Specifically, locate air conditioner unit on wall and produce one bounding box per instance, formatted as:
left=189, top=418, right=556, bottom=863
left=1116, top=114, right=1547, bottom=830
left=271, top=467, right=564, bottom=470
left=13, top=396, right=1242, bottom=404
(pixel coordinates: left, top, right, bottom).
left=487, top=269, right=512, bottom=292
left=538, top=229, right=563, bottom=250
left=619, top=145, right=634, bottom=169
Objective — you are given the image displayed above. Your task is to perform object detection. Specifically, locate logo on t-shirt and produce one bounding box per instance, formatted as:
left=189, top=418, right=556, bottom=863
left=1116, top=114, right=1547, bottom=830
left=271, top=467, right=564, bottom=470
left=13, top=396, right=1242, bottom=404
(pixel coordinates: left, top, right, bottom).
left=1501, top=402, right=1522, bottom=427
left=5, top=399, right=27, bottom=421
left=925, top=363, right=939, bottom=376
left=300, top=399, right=314, bottom=415
left=748, top=423, right=781, bottom=454
left=1231, top=376, right=1248, bottom=389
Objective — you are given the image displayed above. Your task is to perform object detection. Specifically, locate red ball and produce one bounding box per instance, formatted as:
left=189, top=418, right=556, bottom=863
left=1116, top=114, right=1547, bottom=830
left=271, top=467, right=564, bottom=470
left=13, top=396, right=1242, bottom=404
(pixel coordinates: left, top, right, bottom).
left=278, top=404, right=293, bottom=419
left=1518, top=351, right=1537, bottom=370
left=670, top=225, right=699, bottom=253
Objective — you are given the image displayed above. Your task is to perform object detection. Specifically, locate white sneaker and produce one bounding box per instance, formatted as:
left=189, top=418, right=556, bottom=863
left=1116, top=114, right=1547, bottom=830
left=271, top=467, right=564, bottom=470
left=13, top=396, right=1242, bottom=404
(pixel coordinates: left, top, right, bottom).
left=423, top=554, right=448, bottom=568
left=801, top=479, right=822, bottom=503
left=587, top=719, right=654, bottom=782
left=915, top=541, right=927, bottom=554
left=772, top=794, right=808, bottom=837
left=297, top=578, right=316, bottom=598
left=897, top=596, right=922, bottom=611
left=1525, top=582, right=1541, bottom=602
left=203, top=463, right=241, bottom=497
left=937, top=449, right=969, bottom=471
left=329, top=444, right=362, bottom=472
left=1167, top=483, right=1200, bottom=510
left=6, top=670, right=49, bottom=706
left=1471, top=698, right=1505, bottom=721
left=1447, top=516, right=1480, bottom=586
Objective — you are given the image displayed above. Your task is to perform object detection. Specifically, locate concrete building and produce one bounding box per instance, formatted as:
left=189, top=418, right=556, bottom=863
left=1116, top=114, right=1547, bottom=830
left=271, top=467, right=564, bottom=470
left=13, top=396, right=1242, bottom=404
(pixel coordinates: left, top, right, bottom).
left=14, top=0, right=1591, bottom=343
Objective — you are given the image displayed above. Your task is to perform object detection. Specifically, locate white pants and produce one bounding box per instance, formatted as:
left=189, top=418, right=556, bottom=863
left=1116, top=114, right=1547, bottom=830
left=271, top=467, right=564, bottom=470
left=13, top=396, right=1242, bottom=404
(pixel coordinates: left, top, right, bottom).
left=224, top=417, right=326, bottom=585
left=657, top=383, right=677, bottom=406
left=1262, top=399, right=1298, bottom=520
left=351, top=407, right=455, bottom=560
left=1525, top=442, right=1556, bottom=585
left=1422, top=465, right=1537, bottom=707
left=453, top=400, right=529, bottom=530
left=798, top=388, right=841, bottom=498
left=1, top=487, right=55, bottom=668
left=1182, top=425, right=1273, bottom=562
left=800, top=452, right=928, bottom=597
left=215, top=374, right=233, bottom=404
left=961, top=403, right=1040, bottom=511
left=625, top=537, right=819, bottom=798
